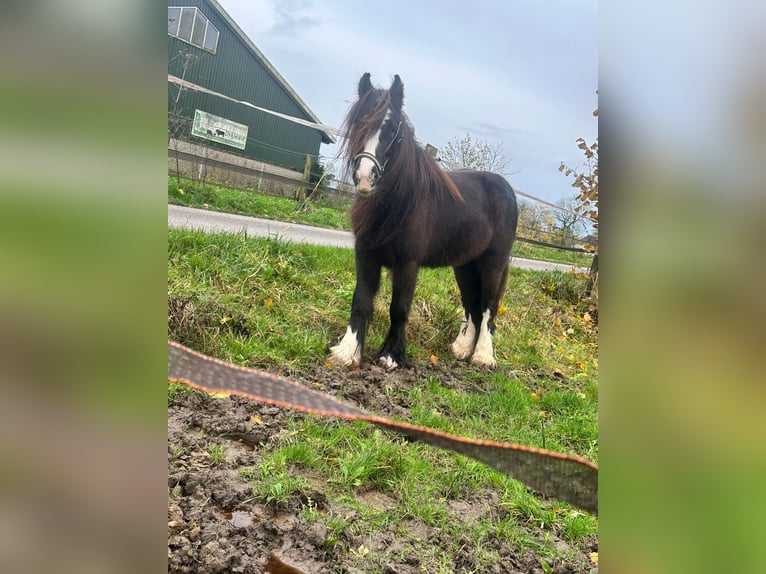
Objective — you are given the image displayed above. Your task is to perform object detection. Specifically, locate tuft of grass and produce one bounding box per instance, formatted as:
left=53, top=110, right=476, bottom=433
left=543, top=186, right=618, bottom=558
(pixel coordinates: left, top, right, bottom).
left=168, top=381, right=198, bottom=402
left=252, top=450, right=307, bottom=507
left=207, top=443, right=228, bottom=466
left=301, top=497, right=321, bottom=524
left=530, top=269, right=592, bottom=304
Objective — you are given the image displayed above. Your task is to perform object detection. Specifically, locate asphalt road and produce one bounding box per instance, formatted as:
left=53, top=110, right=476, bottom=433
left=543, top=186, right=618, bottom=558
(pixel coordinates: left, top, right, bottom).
left=168, top=204, right=588, bottom=273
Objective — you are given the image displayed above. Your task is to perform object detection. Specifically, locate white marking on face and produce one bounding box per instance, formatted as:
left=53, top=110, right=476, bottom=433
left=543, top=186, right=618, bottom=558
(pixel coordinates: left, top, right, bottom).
left=471, top=309, right=497, bottom=368
left=355, top=111, right=391, bottom=192
left=378, top=355, right=398, bottom=370
left=328, top=326, right=361, bottom=367
left=450, top=313, right=476, bottom=360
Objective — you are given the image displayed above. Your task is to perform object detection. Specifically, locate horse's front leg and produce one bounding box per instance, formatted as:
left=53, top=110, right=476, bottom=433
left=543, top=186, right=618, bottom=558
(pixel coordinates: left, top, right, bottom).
left=328, top=252, right=381, bottom=368
left=378, top=262, right=419, bottom=370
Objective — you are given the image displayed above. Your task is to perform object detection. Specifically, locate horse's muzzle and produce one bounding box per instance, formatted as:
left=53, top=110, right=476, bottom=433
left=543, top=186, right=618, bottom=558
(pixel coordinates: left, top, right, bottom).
left=355, top=177, right=375, bottom=196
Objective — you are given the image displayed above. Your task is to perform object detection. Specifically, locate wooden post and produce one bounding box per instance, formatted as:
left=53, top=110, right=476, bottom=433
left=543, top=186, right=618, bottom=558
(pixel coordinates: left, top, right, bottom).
left=296, top=154, right=312, bottom=202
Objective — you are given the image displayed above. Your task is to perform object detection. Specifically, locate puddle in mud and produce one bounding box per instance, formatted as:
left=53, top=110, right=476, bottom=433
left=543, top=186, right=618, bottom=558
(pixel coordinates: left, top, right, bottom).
left=223, top=438, right=256, bottom=458
left=221, top=507, right=303, bottom=530
left=227, top=438, right=255, bottom=452
left=221, top=506, right=261, bottom=528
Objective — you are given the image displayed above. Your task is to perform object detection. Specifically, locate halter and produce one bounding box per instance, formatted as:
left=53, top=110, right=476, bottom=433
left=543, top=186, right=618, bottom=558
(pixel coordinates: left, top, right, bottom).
left=352, top=120, right=403, bottom=178
left=352, top=151, right=383, bottom=174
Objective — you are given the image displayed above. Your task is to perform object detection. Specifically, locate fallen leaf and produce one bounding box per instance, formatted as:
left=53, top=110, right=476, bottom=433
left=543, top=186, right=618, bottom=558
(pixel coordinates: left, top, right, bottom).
left=590, top=552, right=598, bottom=564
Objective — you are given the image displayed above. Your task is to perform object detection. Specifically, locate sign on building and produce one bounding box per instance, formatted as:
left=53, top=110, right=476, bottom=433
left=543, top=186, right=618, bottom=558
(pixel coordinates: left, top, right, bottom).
left=192, top=109, right=248, bottom=150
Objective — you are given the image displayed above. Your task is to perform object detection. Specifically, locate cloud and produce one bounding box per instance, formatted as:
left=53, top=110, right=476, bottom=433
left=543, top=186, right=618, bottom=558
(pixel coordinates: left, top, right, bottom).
left=254, top=0, right=321, bottom=37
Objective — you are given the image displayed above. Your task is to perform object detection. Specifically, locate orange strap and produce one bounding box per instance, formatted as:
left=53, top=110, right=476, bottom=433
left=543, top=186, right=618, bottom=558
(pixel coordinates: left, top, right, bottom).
left=168, top=341, right=597, bottom=514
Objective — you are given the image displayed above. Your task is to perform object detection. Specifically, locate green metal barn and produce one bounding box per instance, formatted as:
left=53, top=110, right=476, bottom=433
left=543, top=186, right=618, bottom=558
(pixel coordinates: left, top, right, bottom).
left=167, top=0, right=334, bottom=179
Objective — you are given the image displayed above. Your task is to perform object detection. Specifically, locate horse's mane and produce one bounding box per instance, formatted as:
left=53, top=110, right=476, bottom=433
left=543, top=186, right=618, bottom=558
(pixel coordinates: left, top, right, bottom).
left=378, top=119, right=463, bottom=204
left=341, top=90, right=463, bottom=245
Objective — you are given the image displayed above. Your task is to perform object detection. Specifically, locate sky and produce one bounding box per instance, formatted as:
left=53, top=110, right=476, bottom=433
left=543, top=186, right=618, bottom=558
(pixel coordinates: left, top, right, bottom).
left=217, top=0, right=597, bottom=205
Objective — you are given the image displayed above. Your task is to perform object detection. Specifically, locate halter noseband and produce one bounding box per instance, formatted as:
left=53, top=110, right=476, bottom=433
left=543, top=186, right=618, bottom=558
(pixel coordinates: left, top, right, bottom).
left=353, top=151, right=383, bottom=174
left=352, top=120, right=403, bottom=180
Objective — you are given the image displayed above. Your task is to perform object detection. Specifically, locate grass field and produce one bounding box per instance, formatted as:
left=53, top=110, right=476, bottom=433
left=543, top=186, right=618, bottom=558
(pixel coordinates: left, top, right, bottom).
left=168, top=227, right=598, bottom=571
left=168, top=176, right=594, bottom=268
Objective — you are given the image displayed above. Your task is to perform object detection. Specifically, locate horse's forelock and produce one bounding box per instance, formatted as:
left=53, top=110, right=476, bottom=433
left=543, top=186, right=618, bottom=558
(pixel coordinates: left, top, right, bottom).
left=340, top=89, right=391, bottom=173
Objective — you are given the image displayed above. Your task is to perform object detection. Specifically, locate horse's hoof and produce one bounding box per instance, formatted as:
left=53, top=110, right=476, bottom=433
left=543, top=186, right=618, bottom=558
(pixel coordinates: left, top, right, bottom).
left=328, top=346, right=359, bottom=368
left=449, top=341, right=474, bottom=360
left=470, top=353, right=497, bottom=369
left=377, top=355, right=399, bottom=370
left=328, top=327, right=362, bottom=367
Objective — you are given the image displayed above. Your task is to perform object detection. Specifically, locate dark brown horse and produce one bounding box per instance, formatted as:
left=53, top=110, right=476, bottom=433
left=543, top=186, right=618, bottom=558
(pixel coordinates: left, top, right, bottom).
left=329, top=73, right=518, bottom=369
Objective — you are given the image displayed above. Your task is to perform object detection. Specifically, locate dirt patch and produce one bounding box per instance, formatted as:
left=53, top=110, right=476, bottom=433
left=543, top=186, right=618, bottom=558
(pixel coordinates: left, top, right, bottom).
left=168, top=364, right=597, bottom=573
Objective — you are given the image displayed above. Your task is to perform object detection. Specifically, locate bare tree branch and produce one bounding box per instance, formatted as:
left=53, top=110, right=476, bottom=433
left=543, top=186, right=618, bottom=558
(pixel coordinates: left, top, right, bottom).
left=438, top=133, right=517, bottom=177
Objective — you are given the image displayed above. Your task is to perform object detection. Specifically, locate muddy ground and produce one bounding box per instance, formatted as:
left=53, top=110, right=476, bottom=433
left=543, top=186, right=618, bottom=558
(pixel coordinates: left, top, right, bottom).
left=168, top=362, right=597, bottom=573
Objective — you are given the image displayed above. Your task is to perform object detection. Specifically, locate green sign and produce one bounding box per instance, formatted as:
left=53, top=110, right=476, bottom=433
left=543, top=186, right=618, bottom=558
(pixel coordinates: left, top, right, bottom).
left=192, top=109, right=248, bottom=150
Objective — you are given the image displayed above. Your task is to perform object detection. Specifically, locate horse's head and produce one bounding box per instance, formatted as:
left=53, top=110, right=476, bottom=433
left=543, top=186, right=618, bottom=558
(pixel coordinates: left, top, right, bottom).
left=344, top=73, right=405, bottom=197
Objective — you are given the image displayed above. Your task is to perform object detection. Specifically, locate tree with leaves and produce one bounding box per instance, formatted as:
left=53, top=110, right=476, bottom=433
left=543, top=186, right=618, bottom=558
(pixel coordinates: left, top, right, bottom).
left=517, top=200, right=555, bottom=243
left=438, top=132, right=515, bottom=176
left=552, top=197, right=587, bottom=248
left=559, top=103, right=598, bottom=296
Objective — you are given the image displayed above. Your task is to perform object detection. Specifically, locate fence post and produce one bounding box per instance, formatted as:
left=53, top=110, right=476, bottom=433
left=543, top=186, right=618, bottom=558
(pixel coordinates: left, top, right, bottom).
left=296, top=154, right=312, bottom=202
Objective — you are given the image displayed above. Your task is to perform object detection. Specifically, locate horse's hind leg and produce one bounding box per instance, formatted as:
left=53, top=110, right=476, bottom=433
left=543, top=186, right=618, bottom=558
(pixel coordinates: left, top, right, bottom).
left=329, top=251, right=381, bottom=367
left=471, top=259, right=510, bottom=369
left=450, top=263, right=482, bottom=360
left=377, top=261, right=419, bottom=370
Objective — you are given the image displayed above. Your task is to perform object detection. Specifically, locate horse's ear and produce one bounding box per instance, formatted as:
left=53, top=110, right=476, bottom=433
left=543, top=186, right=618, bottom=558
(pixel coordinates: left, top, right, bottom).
left=390, top=74, right=404, bottom=110
left=358, top=73, right=372, bottom=97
